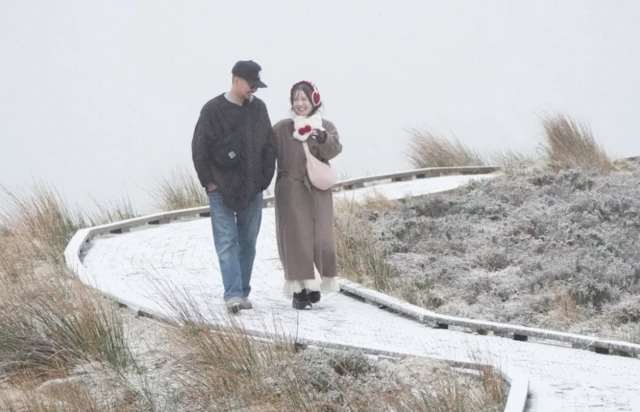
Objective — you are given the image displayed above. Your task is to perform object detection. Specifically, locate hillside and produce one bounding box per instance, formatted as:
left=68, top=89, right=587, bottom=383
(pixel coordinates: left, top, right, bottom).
left=359, top=166, right=640, bottom=343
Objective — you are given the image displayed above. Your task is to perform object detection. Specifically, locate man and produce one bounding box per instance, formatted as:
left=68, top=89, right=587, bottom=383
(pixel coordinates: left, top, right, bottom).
left=192, top=60, right=276, bottom=314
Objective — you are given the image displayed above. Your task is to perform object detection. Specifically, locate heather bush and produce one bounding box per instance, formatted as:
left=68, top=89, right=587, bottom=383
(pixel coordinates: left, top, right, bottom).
left=329, top=350, right=377, bottom=379
left=366, top=167, right=640, bottom=342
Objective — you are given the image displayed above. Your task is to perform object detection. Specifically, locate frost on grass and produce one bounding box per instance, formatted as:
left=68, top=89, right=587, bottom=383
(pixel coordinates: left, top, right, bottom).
left=369, top=167, right=640, bottom=342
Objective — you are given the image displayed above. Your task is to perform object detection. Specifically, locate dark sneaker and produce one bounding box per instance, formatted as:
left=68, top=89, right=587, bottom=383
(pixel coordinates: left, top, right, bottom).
left=292, top=290, right=312, bottom=310
left=226, top=297, right=243, bottom=314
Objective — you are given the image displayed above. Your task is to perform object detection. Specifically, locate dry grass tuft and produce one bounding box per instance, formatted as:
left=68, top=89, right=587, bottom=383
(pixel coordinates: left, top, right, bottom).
left=468, top=350, right=510, bottom=409
left=1, top=371, right=158, bottom=411
left=335, top=195, right=396, bottom=290
left=170, top=323, right=317, bottom=410
left=339, top=190, right=396, bottom=214
left=406, top=129, right=486, bottom=168
left=0, top=230, right=31, bottom=279
left=333, top=193, right=425, bottom=304
left=405, top=113, right=624, bottom=177
left=87, top=195, right=138, bottom=226
left=488, top=149, right=537, bottom=176
left=150, top=166, right=208, bottom=211
left=6, top=384, right=103, bottom=412
left=0, top=268, right=134, bottom=382
left=156, top=284, right=509, bottom=411
left=540, top=113, right=614, bottom=174
left=0, top=183, right=85, bottom=264
left=0, top=183, right=135, bottom=386
left=549, top=283, right=580, bottom=325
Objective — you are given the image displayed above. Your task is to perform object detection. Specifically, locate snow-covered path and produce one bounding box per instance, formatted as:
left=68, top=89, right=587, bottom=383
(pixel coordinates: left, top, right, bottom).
left=79, top=174, right=640, bottom=412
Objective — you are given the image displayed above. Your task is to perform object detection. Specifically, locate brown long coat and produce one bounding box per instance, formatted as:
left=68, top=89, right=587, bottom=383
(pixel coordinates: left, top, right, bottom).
left=272, top=118, right=343, bottom=281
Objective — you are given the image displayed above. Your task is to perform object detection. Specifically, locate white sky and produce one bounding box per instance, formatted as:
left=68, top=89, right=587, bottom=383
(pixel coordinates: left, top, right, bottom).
left=1, top=1, right=639, bottom=213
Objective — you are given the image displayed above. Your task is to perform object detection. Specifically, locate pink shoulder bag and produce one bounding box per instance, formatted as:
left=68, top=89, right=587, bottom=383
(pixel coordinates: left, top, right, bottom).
left=302, top=141, right=338, bottom=191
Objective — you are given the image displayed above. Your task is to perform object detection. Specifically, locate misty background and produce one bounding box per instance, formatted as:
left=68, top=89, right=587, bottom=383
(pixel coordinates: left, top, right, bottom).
left=1, top=1, right=639, bottom=215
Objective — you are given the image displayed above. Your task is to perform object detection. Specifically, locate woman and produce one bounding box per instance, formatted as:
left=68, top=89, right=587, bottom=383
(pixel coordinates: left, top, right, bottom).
left=272, top=81, right=343, bottom=309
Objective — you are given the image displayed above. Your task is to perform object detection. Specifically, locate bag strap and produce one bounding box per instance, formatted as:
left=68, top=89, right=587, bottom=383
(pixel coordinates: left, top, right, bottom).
left=302, top=140, right=311, bottom=157
left=302, top=140, right=331, bottom=165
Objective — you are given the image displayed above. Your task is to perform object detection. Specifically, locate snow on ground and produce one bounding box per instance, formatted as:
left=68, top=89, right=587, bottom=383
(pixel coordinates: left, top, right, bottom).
left=333, top=173, right=497, bottom=202
left=79, top=174, right=640, bottom=412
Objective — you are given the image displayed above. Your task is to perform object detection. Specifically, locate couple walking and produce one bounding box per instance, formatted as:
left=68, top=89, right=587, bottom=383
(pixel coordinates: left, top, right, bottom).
left=191, top=60, right=342, bottom=314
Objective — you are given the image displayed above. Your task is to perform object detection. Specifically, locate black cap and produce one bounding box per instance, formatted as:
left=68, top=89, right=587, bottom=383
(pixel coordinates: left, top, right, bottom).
left=232, top=60, right=267, bottom=88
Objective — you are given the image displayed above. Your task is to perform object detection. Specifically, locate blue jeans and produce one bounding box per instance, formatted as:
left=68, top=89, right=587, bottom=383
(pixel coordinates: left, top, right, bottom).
left=208, top=190, right=263, bottom=301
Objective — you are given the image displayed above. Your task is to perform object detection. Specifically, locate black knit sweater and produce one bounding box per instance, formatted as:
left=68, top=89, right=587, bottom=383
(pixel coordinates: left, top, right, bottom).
left=191, top=94, right=276, bottom=211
